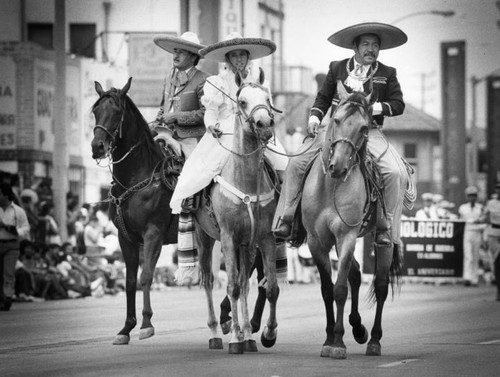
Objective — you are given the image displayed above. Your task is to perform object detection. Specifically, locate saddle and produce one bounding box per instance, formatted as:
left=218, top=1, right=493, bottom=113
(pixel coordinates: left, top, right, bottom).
left=181, top=157, right=280, bottom=220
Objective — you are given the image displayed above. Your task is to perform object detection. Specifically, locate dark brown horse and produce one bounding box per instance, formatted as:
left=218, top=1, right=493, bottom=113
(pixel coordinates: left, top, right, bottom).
left=299, top=81, right=402, bottom=358
left=91, top=78, right=179, bottom=345
left=194, top=77, right=280, bottom=354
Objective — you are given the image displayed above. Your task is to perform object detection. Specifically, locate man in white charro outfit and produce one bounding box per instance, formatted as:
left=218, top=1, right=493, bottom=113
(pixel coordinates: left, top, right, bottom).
left=169, top=32, right=288, bottom=214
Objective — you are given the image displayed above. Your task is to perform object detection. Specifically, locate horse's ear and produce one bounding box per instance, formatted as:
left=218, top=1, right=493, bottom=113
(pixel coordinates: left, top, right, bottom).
left=235, top=71, right=243, bottom=87
left=121, top=77, right=132, bottom=95
left=258, top=67, right=265, bottom=85
left=95, top=81, right=104, bottom=97
left=337, top=80, right=349, bottom=102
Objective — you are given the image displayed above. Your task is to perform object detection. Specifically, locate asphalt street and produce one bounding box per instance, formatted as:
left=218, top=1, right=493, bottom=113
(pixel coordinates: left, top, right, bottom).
left=1, top=279, right=499, bottom=377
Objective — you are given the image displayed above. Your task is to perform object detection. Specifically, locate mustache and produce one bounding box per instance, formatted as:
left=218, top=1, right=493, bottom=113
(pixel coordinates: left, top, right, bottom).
left=364, top=52, right=376, bottom=57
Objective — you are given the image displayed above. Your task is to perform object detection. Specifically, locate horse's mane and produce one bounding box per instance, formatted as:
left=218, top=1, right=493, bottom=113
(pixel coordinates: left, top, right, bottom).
left=92, top=88, right=163, bottom=162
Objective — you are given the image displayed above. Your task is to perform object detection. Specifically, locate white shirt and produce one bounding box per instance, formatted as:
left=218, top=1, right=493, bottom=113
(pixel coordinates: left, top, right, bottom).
left=458, top=202, right=485, bottom=231
left=0, top=202, right=30, bottom=240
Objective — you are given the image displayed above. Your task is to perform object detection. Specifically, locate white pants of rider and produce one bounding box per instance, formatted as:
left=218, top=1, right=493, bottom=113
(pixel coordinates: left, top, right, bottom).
left=170, top=118, right=288, bottom=214
left=367, top=128, right=408, bottom=245
left=463, top=230, right=482, bottom=285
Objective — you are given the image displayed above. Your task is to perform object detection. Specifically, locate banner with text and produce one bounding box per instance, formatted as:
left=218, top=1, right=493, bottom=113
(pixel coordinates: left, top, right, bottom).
left=401, top=219, right=464, bottom=277
left=128, top=32, right=173, bottom=107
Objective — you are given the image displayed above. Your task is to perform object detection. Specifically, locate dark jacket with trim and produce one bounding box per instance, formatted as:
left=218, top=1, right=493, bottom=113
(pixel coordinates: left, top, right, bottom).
left=310, top=58, right=404, bottom=126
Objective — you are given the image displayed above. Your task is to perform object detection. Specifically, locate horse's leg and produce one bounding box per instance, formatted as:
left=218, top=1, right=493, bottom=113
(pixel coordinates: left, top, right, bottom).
left=250, top=247, right=266, bottom=334
left=260, top=235, right=279, bottom=348
left=239, top=244, right=258, bottom=352
left=113, top=238, right=139, bottom=345
left=309, top=235, right=335, bottom=357
left=222, top=235, right=244, bottom=354
left=198, top=232, right=222, bottom=349
left=138, top=228, right=163, bottom=340
left=330, top=232, right=357, bottom=359
left=348, top=258, right=368, bottom=344
left=366, top=243, right=393, bottom=356
left=219, top=295, right=232, bottom=335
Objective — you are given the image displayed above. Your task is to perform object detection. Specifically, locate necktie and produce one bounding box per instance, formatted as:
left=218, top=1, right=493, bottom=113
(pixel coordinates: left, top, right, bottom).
left=354, top=64, right=364, bottom=78
left=171, top=70, right=188, bottom=87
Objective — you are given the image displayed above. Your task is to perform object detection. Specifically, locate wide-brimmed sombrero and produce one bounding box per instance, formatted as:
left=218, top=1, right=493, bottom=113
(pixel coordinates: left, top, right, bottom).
left=200, top=32, right=276, bottom=62
left=153, top=31, right=205, bottom=55
left=328, top=22, right=407, bottom=50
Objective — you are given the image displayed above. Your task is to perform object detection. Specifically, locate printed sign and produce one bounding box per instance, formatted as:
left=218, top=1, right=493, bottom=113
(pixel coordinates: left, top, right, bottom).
left=128, top=32, right=173, bottom=107
left=401, top=219, right=464, bottom=277
left=0, top=57, right=16, bottom=149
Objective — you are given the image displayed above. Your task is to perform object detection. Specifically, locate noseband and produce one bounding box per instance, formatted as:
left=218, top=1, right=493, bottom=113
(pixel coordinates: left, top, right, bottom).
left=327, top=99, right=370, bottom=166
left=236, top=82, right=274, bottom=134
left=92, top=92, right=141, bottom=165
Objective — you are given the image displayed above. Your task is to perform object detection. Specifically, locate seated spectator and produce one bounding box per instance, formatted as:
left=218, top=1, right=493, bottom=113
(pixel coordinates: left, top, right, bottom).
left=15, top=240, right=43, bottom=302
left=83, top=215, right=104, bottom=256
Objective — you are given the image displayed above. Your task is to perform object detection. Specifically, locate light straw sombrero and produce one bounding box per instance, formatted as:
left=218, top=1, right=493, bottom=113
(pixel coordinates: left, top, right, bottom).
left=200, top=32, right=276, bottom=62
left=153, top=31, right=205, bottom=55
left=328, top=22, right=407, bottom=50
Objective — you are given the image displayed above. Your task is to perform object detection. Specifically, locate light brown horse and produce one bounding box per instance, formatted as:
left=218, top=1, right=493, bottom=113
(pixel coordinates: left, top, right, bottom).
left=299, top=81, right=402, bottom=359
left=194, top=75, right=280, bottom=354
left=90, top=78, right=179, bottom=345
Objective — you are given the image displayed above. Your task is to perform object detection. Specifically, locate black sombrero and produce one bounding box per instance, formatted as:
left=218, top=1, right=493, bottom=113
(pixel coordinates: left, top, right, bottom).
left=328, top=22, right=408, bottom=50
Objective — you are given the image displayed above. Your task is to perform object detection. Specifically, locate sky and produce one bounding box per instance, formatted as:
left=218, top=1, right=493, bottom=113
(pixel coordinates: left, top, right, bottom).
left=281, top=0, right=500, bottom=123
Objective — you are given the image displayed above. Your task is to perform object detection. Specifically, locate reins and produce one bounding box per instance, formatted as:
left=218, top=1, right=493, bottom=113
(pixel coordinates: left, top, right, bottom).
left=211, top=81, right=277, bottom=249
left=323, top=96, right=371, bottom=228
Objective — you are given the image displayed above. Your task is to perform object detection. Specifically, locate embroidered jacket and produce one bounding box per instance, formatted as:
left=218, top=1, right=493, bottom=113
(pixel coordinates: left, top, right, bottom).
left=159, top=67, right=210, bottom=134
left=310, top=57, right=405, bottom=126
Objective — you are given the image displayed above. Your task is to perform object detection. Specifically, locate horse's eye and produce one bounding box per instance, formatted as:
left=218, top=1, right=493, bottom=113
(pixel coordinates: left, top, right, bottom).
left=238, top=99, right=247, bottom=108
left=360, top=125, right=368, bottom=136
left=333, top=118, right=340, bottom=126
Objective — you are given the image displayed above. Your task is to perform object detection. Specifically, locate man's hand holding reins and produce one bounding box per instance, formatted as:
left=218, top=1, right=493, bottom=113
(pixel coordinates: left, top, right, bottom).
left=307, top=116, right=320, bottom=136
left=207, top=124, right=223, bottom=138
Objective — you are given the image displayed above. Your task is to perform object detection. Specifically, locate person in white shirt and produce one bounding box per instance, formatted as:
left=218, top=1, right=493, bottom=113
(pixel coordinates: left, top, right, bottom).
left=458, top=186, right=485, bottom=286
left=415, top=192, right=439, bottom=220
left=0, top=183, right=30, bottom=311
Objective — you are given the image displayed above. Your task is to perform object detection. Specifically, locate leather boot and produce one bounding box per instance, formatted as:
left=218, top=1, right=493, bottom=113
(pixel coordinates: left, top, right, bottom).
left=375, top=205, right=392, bottom=247
left=273, top=220, right=292, bottom=240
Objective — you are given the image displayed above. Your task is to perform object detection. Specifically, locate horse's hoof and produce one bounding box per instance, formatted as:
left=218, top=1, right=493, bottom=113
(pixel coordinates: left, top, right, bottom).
left=112, top=335, right=130, bottom=345
left=330, top=346, right=347, bottom=359
left=221, top=320, right=232, bottom=335
left=353, top=325, right=368, bottom=344
left=320, top=345, right=332, bottom=357
left=366, top=342, right=381, bottom=356
left=261, top=331, right=277, bottom=348
left=244, top=339, right=258, bottom=352
left=209, top=337, right=223, bottom=350
left=250, top=319, right=261, bottom=334
left=228, top=342, right=244, bottom=354
left=139, top=327, right=155, bottom=340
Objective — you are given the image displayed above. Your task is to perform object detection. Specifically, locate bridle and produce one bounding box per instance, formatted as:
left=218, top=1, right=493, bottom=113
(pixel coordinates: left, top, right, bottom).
left=216, top=81, right=276, bottom=157
left=92, top=92, right=142, bottom=166
left=325, top=98, right=371, bottom=177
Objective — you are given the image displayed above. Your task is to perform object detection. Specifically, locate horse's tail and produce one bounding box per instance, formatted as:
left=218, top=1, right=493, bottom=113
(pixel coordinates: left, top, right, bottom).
left=368, top=242, right=403, bottom=303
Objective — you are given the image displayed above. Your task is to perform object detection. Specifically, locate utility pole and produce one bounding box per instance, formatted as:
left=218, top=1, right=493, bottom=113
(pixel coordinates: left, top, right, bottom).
left=53, top=0, right=68, bottom=241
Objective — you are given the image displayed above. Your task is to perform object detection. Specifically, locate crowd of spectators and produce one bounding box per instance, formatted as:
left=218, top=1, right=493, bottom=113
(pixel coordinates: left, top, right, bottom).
left=0, top=172, right=128, bottom=306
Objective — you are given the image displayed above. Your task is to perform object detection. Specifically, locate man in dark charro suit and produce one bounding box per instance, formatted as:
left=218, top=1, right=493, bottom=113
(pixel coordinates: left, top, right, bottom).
left=273, top=22, right=412, bottom=251
left=152, top=32, right=210, bottom=158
